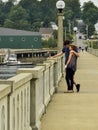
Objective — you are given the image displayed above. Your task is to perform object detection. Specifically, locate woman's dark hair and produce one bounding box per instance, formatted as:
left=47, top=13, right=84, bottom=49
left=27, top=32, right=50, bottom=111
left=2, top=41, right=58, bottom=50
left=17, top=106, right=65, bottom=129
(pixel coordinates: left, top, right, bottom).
left=64, top=40, right=71, bottom=45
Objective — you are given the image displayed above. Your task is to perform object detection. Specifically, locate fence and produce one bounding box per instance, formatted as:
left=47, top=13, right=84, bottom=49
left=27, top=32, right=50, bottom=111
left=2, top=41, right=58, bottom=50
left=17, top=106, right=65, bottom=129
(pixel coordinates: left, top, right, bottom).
left=87, top=47, right=98, bottom=57
left=0, top=54, right=64, bottom=130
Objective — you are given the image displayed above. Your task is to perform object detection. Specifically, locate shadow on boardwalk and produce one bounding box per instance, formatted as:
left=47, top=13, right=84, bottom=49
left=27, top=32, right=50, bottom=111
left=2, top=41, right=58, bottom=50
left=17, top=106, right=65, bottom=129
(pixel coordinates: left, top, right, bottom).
left=41, top=52, right=98, bottom=130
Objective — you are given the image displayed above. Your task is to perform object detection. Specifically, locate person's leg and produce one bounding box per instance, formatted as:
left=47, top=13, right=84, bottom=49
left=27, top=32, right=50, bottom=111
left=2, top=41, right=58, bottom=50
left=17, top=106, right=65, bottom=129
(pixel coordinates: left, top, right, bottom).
left=76, top=84, right=80, bottom=92
left=65, top=68, right=71, bottom=90
left=69, top=69, right=74, bottom=91
left=73, top=74, right=80, bottom=92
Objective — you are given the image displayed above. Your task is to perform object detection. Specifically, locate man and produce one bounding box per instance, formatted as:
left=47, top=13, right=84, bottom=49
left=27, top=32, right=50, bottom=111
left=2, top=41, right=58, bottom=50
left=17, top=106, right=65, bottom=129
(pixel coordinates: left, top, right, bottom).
left=62, top=40, right=70, bottom=64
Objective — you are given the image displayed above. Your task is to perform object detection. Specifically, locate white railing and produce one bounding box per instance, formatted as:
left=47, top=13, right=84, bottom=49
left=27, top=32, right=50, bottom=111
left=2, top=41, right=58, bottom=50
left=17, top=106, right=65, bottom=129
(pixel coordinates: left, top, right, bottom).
left=87, top=48, right=98, bottom=57
left=0, top=54, right=64, bottom=130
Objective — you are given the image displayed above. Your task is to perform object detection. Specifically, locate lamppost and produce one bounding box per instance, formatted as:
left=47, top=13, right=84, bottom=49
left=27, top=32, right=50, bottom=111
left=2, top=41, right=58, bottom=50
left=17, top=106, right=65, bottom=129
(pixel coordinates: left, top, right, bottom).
left=65, top=26, right=66, bottom=40
left=56, top=0, right=65, bottom=51
left=73, top=27, right=78, bottom=45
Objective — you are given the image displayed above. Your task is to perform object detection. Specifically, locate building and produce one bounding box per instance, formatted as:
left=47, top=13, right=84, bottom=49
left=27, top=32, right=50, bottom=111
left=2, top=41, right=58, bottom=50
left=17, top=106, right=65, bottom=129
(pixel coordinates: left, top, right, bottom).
left=77, top=19, right=85, bottom=31
left=39, top=28, right=53, bottom=41
left=50, top=22, right=58, bottom=30
left=0, top=27, right=42, bottom=49
left=95, top=22, right=98, bottom=34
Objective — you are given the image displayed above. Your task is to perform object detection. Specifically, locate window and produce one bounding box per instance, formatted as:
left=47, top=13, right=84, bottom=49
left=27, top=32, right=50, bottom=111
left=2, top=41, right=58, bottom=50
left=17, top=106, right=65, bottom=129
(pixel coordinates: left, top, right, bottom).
left=34, top=37, right=38, bottom=42
left=10, top=37, right=14, bottom=42
left=21, top=37, right=26, bottom=42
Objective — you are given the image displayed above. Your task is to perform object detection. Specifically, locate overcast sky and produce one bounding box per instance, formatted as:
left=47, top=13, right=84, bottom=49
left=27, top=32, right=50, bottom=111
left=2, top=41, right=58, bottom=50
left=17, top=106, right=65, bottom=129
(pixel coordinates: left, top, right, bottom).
left=80, top=0, right=98, bottom=7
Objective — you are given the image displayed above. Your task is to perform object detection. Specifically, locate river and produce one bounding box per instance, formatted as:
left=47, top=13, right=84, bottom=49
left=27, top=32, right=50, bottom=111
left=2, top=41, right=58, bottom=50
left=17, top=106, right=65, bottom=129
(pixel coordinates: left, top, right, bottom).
left=0, top=64, right=34, bottom=79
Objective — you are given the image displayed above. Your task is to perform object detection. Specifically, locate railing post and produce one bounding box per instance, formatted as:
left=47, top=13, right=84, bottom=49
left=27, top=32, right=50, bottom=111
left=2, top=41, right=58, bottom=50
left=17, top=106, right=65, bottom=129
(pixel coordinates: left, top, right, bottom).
left=17, top=66, right=45, bottom=130
left=54, top=61, right=59, bottom=93
left=30, top=79, right=41, bottom=130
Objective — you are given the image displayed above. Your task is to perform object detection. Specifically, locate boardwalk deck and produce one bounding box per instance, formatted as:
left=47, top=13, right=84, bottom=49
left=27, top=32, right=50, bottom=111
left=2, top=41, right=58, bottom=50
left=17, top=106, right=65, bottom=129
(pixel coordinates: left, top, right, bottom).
left=41, top=52, right=98, bottom=130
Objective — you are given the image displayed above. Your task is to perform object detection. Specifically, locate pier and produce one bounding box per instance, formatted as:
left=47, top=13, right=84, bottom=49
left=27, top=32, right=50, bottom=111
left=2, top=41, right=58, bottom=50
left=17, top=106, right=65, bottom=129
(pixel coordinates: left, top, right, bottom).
left=0, top=48, right=98, bottom=130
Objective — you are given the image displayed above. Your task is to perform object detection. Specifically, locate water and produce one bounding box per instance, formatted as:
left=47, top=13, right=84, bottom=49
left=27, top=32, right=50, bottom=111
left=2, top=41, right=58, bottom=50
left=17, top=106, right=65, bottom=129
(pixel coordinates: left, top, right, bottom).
left=0, top=65, right=34, bottom=79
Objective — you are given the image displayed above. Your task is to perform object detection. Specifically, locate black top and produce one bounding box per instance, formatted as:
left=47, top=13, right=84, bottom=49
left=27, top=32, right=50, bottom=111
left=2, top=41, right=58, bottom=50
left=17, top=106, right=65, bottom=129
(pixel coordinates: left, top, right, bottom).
left=67, top=53, right=77, bottom=72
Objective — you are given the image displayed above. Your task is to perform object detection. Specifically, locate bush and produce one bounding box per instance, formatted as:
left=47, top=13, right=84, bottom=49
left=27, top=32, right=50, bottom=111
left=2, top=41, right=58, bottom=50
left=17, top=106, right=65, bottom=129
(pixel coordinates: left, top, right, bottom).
left=42, top=38, right=57, bottom=48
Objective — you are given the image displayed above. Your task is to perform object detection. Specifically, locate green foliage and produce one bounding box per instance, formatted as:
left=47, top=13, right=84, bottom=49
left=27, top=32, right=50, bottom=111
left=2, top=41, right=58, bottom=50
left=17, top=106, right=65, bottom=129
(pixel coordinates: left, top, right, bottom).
left=88, top=24, right=95, bottom=37
left=53, top=30, right=58, bottom=39
left=42, top=38, right=57, bottom=48
left=65, top=0, right=81, bottom=20
left=0, top=1, right=14, bottom=25
left=8, top=5, right=29, bottom=21
left=4, top=5, right=30, bottom=30
left=0, top=0, right=98, bottom=38
left=42, top=16, right=51, bottom=27
left=31, top=21, right=41, bottom=31
left=66, top=33, right=73, bottom=41
left=81, top=1, right=98, bottom=37
left=1, top=0, right=82, bottom=32
left=82, top=1, right=98, bottom=25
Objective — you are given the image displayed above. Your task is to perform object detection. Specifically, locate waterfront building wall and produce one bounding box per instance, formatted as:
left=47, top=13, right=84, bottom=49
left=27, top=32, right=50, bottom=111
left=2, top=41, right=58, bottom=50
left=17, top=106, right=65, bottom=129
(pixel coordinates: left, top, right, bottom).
left=0, top=28, right=41, bottom=49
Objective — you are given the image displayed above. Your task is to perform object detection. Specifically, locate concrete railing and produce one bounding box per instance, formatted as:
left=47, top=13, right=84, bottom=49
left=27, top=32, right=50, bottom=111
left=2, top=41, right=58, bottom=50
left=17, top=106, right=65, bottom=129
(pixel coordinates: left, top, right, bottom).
left=0, top=54, right=64, bottom=130
left=87, top=48, right=98, bottom=57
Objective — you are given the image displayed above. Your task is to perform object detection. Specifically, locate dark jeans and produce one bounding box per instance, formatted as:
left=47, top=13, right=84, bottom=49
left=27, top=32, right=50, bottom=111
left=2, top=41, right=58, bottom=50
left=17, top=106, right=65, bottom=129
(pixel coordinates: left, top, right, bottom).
left=65, top=68, right=75, bottom=90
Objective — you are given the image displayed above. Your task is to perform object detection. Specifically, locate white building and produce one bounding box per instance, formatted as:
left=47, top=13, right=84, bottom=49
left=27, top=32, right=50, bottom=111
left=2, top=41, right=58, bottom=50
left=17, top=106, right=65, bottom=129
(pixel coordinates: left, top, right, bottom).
left=95, top=22, right=98, bottom=34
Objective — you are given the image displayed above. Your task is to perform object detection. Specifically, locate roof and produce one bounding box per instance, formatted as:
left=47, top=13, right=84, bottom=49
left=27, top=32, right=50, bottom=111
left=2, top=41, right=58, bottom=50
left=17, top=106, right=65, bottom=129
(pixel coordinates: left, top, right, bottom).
left=0, top=27, right=41, bottom=36
left=39, top=28, right=53, bottom=34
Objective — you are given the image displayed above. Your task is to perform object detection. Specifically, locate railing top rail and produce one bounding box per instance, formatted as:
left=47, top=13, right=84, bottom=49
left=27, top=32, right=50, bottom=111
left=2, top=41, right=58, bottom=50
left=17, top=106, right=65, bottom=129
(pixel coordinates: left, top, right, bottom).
left=0, top=84, right=11, bottom=99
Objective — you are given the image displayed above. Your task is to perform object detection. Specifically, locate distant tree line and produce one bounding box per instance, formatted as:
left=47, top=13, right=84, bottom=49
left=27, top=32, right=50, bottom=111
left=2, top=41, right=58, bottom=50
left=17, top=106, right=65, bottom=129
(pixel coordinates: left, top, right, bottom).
left=0, top=0, right=98, bottom=38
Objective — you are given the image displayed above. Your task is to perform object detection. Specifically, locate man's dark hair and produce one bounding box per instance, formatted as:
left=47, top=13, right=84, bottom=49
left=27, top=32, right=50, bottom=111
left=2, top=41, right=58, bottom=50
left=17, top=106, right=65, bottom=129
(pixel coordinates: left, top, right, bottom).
left=64, top=40, right=71, bottom=45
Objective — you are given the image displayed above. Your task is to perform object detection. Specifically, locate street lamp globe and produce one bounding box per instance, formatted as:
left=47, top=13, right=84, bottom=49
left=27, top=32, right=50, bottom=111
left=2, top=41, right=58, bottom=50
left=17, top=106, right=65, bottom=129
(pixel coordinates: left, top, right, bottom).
left=56, top=0, right=65, bottom=13
left=73, top=27, right=78, bottom=33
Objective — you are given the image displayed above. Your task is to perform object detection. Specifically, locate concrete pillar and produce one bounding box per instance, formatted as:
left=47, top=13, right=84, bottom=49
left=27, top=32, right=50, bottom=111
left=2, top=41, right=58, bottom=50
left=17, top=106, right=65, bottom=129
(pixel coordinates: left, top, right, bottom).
left=54, top=61, right=59, bottom=93
left=30, top=79, right=41, bottom=130
left=57, top=13, right=64, bottom=51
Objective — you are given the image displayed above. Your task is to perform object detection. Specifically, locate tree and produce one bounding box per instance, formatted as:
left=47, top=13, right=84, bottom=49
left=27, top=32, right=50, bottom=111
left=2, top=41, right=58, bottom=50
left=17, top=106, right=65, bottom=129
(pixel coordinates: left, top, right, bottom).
left=53, top=30, right=58, bottom=39
left=31, top=21, right=41, bottom=31
left=82, top=1, right=98, bottom=25
left=63, top=0, right=81, bottom=34
left=65, top=0, right=81, bottom=20
left=0, top=1, right=14, bottom=26
left=88, top=23, right=95, bottom=37
left=42, top=16, right=51, bottom=27
left=1, top=0, right=82, bottom=32
left=4, top=5, right=30, bottom=30
left=0, top=1, right=5, bottom=25
left=81, top=1, right=98, bottom=37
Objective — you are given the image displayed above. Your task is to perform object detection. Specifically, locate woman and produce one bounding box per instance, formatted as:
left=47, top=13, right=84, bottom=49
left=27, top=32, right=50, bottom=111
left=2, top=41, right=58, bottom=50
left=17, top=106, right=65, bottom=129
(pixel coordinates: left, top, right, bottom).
left=65, top=44, right=80, bottom=93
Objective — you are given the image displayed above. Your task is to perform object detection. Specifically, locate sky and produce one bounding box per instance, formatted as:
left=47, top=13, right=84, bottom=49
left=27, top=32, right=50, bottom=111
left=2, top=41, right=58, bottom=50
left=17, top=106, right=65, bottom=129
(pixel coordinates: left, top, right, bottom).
left=80, top=0, right=98, bottom=7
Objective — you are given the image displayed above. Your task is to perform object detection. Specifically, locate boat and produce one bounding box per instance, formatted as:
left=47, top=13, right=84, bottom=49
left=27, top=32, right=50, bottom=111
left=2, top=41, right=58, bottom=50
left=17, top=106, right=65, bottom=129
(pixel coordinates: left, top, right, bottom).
left=6, top=54, right=33, bottom=66
left=6, top=54, right=20, bottom=65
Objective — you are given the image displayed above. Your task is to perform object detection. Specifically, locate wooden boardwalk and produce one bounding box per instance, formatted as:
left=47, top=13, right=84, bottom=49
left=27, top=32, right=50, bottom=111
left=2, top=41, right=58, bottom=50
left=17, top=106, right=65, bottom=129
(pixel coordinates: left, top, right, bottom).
left=41, top=52, right=98, bottom=130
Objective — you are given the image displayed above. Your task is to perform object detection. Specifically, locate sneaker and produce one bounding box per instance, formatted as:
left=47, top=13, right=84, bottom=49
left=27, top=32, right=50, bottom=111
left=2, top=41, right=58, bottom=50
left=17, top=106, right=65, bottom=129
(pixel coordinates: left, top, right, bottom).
left=67, top=90, right=74, bottom=93
left=64, top=90, right=74, bottom=93
left=76, top=84, right=80, bottom=92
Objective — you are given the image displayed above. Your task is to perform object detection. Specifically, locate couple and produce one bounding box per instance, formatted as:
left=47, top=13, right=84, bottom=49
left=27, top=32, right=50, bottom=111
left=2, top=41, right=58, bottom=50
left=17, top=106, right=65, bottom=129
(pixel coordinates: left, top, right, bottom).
left=62, top=40, right=80, bottom=93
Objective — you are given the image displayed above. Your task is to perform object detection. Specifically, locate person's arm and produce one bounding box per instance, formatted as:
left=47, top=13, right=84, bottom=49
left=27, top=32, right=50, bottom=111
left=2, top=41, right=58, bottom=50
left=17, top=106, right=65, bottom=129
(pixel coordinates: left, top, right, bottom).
left=71, top=50, right=80, bottom=57
left=52, top=52, right=63, bottom=58
left=65, top=51, right=73, bottom=68
left=52, top=46, right=65, bottom=58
